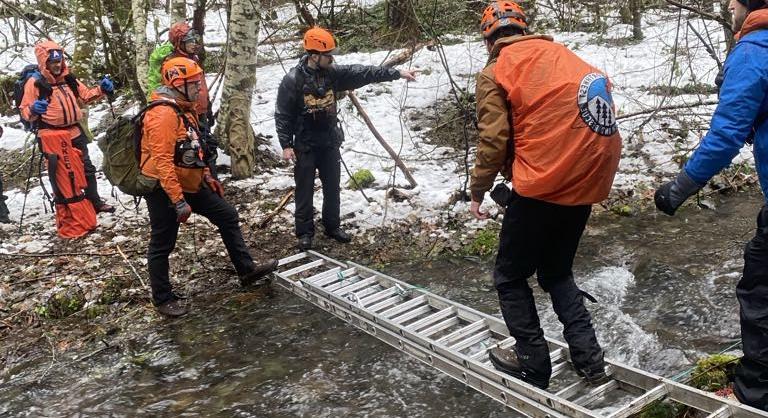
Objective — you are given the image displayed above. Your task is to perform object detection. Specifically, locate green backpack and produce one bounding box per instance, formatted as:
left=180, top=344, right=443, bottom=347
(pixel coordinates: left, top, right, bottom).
left=98, top=101, right=189, bottom=196
left=146, top=42, right=175, bottom=100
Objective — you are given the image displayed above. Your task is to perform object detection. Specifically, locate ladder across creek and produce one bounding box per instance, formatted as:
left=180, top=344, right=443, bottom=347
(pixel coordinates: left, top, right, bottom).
left=273, top=251, right=768, bottom=418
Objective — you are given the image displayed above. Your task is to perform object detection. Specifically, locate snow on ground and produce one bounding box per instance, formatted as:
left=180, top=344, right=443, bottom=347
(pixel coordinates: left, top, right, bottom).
left=0, top=7, right=751, bottom=249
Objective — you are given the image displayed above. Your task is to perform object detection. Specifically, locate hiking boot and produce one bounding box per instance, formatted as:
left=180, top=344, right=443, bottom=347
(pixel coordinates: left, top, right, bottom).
left=240, top=259, right=279, bottom=287
left=325, top=228, right=351, bottom=243
left=298, top=235, right=312, bottom=251
left=156, top=299, right=188, bottom=317
left=576, top=363, right=611, bottom=386
left=95, top=202, right=116, bottom=213
left=488, top=346, right=550, bottom=390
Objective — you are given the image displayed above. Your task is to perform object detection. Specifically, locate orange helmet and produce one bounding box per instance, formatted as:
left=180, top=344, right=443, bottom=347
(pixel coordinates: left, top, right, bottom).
left=480, top=1, right=527, bottom=39
left=161, top=57, right=203, bottom=88
left=303, top=27, right=337, bottom=53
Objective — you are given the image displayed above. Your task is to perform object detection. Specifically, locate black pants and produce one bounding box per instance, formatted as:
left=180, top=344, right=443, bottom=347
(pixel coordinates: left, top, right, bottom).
left=71, top=132, right=103, bottom=207
left=734, top=205, right=768, bottom=411
left=145, top=187, right=256, bottom=305
left=294, top=147, right=341, bottom=237
left=0, top=173, right=9, bottom=220
left=493, top=191, right=602, bottom=375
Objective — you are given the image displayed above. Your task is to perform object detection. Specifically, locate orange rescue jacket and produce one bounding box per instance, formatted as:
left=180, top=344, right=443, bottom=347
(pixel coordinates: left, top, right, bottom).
left=19, top=40, right=105, bottom=139
left=492, top=36, right=622, bottom=205
left=140, top=91, right=208, bottom=203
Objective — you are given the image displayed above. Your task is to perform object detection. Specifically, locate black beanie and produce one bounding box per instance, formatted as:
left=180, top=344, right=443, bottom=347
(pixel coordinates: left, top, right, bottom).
left=738, top=0, right=768, bottom=12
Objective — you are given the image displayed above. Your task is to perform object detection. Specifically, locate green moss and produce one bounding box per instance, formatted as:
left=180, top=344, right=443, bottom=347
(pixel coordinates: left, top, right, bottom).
left=37, top=286, right=86, bottom=319
left=611, top=204, right=634, bottom=217
left=347, top=169, right=375, bottom=190
left=689, top=354, right=739, bottom=392
left=637, top=400, right=681, bottom=418
left=463, top=226, right=500, bottom=258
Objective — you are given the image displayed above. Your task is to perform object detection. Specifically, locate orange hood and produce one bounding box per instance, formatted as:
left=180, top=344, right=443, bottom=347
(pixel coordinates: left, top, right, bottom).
left=34, top=40, right=69, bottom=84
left=737, top=9, right=768, bottom=39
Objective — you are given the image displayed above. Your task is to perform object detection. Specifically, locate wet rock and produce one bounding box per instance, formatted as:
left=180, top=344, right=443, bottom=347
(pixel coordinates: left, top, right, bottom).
left=37, top=284, right=86, bottom=319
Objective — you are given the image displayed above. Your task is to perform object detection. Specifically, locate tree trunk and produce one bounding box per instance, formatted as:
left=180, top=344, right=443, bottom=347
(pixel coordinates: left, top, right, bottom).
left=192, top=0, right=207, bottom=64
left=631, top=0, right=643, bottom=40
left=215, top=0, right=259, bottom=179
left=171, top=0, right=186, bottom=25
left=73, top=0, right=99, bottom=139
left=132, top=0, right=149, bottom=98
left=720, top=0, right=735, bottom=51
left=387, top=0, right=419, bottom=39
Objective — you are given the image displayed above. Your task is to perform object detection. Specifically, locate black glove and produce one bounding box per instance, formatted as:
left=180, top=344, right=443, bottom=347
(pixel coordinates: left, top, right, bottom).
left=654, top=171, right=703, bottom=216
left=175, top=200, right=192, bottom=223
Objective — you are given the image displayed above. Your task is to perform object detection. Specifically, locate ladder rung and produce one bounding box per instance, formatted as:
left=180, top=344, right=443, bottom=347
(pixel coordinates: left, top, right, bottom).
left=282, top=259, right=325, bottom=277
left=307, top=267, right=349, bottom=286
left=436, top=320, right=486, bottom=345
left=607, top=384, right=667, bottom=418
left=353, top=285, right=382, bottom=300
left=405, top=307, right=454, bottom=332
left=449, top=329, right=492, bottom=352
left=573, top=380, right=619, bottom=407
left=332, top=276, right=377, bottom=295
left=420, top=316, right=460, bottom=339
left=380, top=296, right=428, bottom=319
left=705, top=405, right=731, bottom=418
left=277, top=252, right=308, bottom=266
left=555, top=380, right=587, bottom=400
left=368, top=295, right=403, bottom=313
left=391, top=305, right=433, bottom=325
left=323, top=275, right=362, bottom=292
left=550, top=347, right=567, bottom=362
left=359, top=287, right=397, bottom=306
left=469, top=349, right=489, bottom=361
left=551, top=360, right=570, bottom=378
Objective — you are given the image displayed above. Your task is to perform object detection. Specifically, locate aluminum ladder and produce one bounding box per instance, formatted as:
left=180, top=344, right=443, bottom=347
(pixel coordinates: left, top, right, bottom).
left=273, top=251, right=768, bottom=418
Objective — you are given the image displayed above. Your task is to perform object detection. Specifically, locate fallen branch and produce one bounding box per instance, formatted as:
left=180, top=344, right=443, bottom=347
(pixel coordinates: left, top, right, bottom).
left=257, top=188, right=294, bottom=229
left=617, top=100, right=718, bottom=121
left=347, top=92, right=418, bottom=188
left=116, top=244, right=146, bottom=288
left=381, top=41, right=433, bottom=68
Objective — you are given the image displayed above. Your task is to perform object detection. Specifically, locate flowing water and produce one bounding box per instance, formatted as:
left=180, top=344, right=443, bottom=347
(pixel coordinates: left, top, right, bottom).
left=1, top=191, right=764, bottom=417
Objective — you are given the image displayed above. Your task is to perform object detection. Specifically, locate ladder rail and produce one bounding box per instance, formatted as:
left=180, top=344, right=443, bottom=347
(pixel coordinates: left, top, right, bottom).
left=275, top=253, right=768, bottom=418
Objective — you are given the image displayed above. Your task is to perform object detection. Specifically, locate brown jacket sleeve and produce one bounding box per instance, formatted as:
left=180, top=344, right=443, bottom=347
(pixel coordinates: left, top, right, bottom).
left=470, top=65, right=512, bottom=202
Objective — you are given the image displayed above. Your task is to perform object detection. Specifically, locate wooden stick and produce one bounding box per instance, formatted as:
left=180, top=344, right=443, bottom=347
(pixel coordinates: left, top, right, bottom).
left=116, top=244, right=146, bottom=288
left=347, top=92, right=418, bottom=188
left=257, top=188, right=295, bottom=229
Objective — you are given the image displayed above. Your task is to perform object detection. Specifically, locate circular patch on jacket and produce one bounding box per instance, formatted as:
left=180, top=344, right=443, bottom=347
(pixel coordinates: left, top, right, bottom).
left=577, top=73, right=618, bottom=136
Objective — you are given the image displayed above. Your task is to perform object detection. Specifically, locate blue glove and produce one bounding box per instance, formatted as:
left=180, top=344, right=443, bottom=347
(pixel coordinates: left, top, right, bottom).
left=31, top=100, right=48, bottom=116
left=100, top=76, right=114, bottom=94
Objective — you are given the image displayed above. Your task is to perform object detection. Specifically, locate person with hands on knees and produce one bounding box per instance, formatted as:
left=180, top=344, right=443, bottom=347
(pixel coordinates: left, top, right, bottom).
left=275, top=26, right=417, bottom=251
left=654, top=0, right=768, bottom=411
left=19, top=40, right=115, bottom=214
left=140, top=57, right=277, bottom=318
left=468, top=1, right=622, bottom=390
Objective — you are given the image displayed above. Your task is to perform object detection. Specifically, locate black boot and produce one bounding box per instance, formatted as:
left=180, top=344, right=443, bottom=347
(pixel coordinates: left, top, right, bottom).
left=325, top=228, right=351, bottom=243
left=489, top=345, right=551, bottom=389
left=297, top=235, right=312, bottom=250
left=156, top=299, right=188, bottom=317
left=239, top=259, right=278, bottom=287
left=544, top=275, right=605, bottom=379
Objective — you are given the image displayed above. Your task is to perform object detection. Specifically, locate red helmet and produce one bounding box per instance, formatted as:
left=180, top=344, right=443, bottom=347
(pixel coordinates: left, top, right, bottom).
left=480, top=1, right=527, bottom=39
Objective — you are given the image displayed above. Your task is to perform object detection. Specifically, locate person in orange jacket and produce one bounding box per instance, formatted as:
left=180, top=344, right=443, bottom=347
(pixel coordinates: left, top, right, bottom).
left=469, top=1, right=622, bottom=390
left=19, top=40, right=115, bottom=213
left=167, top=22, right=218, bottom=177
left=141, top=57, right=277, bottom=317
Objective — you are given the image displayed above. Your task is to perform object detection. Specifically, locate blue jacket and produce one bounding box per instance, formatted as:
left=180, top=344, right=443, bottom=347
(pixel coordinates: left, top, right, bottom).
left=685, top=28, right=768, bottom=200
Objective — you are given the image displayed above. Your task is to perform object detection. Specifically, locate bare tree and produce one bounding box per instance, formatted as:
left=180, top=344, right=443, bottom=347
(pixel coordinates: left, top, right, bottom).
left=170, top=0, right=186, bottom=25
left=215, top=0, right=259, bottom=179
left=631, top=0, right=643, bottom=40
left=132, top=0, right=149, bottom=97
left=73, top=0, right=98, bottom=137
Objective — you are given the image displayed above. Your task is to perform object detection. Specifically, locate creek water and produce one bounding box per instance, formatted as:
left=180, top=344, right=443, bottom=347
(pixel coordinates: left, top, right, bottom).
left=1, top=191, right=764, bottom=417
